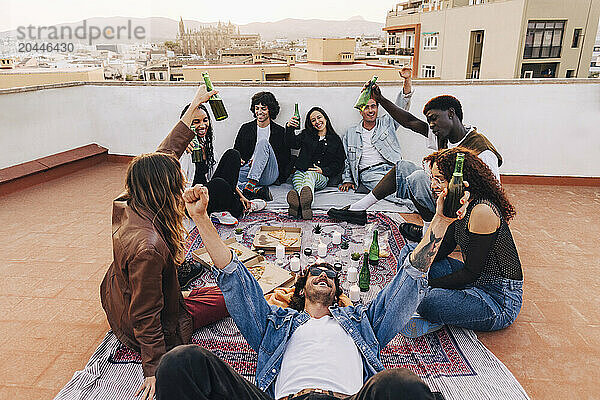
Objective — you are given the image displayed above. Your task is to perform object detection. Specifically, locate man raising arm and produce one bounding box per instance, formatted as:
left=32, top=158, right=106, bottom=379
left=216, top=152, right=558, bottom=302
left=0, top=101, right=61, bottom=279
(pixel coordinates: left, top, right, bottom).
left=154, top=182, right=468, bottom=400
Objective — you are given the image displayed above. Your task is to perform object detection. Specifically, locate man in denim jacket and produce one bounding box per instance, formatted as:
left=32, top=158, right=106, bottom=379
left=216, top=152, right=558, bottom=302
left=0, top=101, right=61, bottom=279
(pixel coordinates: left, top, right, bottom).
left=339, top=68, right=414, bottom=192
left=153, top=184, right=468, bottom=400
left=333, top=68, right=421, bottom=225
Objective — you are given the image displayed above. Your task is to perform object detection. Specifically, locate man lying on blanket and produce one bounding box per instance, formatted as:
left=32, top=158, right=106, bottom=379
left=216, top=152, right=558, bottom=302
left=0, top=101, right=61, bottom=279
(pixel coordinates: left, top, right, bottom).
left=153, top=183, right=468, bottom=400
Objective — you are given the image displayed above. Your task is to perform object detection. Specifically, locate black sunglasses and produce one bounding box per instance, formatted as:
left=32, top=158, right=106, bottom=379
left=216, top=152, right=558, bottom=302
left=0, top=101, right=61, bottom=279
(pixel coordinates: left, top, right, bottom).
left=309, top=266, right=337, bottom=279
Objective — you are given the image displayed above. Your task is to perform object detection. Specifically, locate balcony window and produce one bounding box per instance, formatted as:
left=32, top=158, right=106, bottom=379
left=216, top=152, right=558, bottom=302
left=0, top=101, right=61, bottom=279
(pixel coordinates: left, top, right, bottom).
left=421, top=64, right=436, bottom=78
left=524, top=20, right=564, bottom=59
left=571, top=28, right=582, bottom=48
left=424, top=34, right=438, bottom=50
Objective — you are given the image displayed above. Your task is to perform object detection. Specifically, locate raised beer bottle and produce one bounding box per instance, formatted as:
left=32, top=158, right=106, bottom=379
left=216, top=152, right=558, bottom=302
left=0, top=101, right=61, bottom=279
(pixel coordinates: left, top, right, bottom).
left=368, top=229, right=379, bottom=266
left=354, top=76, right=378, bottom=111
left=201, top=72, right=228, bottom=121
left=293, top=103, right=300, bottom=129
left=190, top=136, right=202, bottom=163
left=443, top=152, right=465, bottom=218
left=359, top=252, right=370, bottom=292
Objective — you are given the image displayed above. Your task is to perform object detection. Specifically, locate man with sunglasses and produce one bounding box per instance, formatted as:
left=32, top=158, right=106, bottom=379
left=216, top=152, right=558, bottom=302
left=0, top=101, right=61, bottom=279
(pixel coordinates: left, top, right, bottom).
left=151, top=184, right=462, bottom=400
left=329, top=93, right=501, bottom=243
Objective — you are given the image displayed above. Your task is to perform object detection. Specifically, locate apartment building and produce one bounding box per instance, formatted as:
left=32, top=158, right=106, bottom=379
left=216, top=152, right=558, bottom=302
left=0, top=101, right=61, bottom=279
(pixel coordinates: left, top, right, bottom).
left=0, top=66, right=104, bottom=89
left=170, top=38, right=404, bottom=82
left=384, top=0, right=600, bottom=79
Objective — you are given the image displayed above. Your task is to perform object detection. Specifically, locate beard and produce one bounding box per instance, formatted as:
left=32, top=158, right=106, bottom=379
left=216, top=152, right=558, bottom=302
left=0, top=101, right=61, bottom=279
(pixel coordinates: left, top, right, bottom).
left=304, top=283, right=336, bottom=307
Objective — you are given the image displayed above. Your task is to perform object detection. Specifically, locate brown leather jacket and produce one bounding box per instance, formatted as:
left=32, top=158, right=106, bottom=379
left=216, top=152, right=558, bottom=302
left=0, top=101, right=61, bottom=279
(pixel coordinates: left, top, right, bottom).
left=100, top=121, right=195, bottom=377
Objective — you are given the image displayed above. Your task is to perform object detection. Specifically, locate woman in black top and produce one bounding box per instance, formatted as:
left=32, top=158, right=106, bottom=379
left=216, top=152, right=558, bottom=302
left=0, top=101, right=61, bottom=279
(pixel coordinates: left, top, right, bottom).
left=400, top=148, right=523, bottom=335
left=180, top=104, right=265, bottom=225
left=285, top=107, right=345, bottom=219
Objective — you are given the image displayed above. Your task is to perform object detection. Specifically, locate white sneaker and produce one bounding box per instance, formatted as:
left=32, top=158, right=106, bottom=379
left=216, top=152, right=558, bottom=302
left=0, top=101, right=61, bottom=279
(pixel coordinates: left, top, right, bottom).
left=249, top=199, right=267, bottom=213
left=210, top=211, right=238, bottom=226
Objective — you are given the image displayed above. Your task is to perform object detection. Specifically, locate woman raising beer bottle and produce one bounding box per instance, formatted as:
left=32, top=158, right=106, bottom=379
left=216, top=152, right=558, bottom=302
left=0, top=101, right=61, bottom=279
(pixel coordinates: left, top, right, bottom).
left=400, top=148, right=523, bottom=336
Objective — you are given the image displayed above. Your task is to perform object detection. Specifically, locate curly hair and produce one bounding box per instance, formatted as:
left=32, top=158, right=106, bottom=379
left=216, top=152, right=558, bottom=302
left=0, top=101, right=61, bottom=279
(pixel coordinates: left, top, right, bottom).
left=304, top=107, right=338, bottom=138
left=288, top=263, right=343, bottom=311
left=180, top=103, right=216, bottom=170
left=250, top=91, right=280, bottom=119
left=423, top=95, right=463, bottom=121
left=423, top=148, right=516, bottom=221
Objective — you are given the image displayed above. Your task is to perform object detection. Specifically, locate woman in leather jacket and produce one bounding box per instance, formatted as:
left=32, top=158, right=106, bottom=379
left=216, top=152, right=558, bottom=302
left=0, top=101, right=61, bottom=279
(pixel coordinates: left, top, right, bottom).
left=100, top=87, right=229, bottom=400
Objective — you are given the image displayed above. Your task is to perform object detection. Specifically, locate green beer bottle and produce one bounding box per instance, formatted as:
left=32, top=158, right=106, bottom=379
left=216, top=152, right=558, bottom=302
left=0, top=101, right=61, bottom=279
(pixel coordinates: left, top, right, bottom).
left=443, top=152, right=465, bottom=218
left=354, top=76, right=378, bottom=111
left=201, top=72, right=228, bottom=121
left=190, top=136, right=202, bottom=163
left=359, top=252, right=370, bottom=292
left=293, top=103, right=300, bottom=129
left=368, top=229, right=379, bottom=266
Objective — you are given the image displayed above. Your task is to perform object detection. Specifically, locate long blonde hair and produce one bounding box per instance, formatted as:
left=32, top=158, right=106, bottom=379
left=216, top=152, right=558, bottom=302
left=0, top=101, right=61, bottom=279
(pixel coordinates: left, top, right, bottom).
left=125, top=152, right=187, bottom=265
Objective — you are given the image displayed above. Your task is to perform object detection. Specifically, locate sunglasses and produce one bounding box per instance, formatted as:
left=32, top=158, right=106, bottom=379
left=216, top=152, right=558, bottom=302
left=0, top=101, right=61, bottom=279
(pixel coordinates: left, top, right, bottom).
left=309, top=266, right=337, bottom=279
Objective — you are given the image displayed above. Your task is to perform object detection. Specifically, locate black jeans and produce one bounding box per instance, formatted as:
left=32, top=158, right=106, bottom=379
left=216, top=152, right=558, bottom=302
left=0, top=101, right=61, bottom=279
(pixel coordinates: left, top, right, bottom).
left=409, top=192, right=435, bottom=223
left=156, top=345, right=436, bottom=400
left=206, top=148, right=244, bottom=219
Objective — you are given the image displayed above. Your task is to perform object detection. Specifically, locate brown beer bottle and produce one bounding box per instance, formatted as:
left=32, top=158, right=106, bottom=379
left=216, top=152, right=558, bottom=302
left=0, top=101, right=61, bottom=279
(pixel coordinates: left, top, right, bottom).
left=202, top=72, right=228, bottom=121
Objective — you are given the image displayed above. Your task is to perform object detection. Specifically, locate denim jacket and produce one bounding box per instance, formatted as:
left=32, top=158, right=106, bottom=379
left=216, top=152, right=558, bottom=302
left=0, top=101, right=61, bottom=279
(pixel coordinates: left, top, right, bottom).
left=213, top=253, right=428, bottom=397
left=342, top=90, right=413, bottom=185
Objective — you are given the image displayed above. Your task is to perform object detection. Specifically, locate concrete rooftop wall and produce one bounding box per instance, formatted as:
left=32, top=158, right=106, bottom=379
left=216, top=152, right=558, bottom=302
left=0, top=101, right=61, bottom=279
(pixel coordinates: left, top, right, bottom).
left=1, top=80, right=599, bottom=177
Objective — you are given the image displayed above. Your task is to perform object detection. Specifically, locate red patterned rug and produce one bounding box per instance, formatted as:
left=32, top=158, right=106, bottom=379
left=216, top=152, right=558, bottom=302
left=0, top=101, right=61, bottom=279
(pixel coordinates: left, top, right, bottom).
left=55, top=211, right=529, bottom=400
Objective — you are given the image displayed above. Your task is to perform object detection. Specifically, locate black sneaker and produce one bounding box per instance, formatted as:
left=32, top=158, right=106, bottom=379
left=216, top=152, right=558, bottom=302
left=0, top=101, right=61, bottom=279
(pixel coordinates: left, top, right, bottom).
left=399, top=222, right=423, bottom=242
left=257, top=186, right=273, bottom=202
left=327, top=205, right=367, bottom=225
left=177, top=260, right=205, bottom=290
left=243, top=186, right=273, bottom=202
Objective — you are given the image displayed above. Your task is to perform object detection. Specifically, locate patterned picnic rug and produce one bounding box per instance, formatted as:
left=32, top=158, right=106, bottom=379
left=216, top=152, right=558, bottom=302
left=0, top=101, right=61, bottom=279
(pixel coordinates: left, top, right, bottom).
left=55, top=211, right=529, bottom=400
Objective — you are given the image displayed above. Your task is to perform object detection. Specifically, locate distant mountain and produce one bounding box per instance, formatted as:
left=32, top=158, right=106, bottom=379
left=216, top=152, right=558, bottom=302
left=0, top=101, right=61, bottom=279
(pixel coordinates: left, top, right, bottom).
left=0, top=16, right=384, bottom=43
left=240, top=18, right=384, bottom=40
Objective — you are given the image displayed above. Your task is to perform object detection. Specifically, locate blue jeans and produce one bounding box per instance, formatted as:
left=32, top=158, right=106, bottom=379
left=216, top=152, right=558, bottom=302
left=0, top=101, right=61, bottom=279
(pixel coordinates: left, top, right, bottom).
left=237, top=139, right=279, bottom=187
left=395, top=163, right=436, bottom=218
left=360, top=163, right=413, bottom=208
left=399, top=243, right=523, bottom=332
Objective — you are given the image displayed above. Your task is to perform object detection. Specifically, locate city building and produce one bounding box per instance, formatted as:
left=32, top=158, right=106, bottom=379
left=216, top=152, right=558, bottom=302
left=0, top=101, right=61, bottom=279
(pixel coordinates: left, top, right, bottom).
left=177, top=18, right=261, bottom=59
left=307, top=38, right=356, bottom=64
left=219, top=48, right=295, bottom=65
left=143, top=64, right=170, bottom=81
left=590, top=41, right=600, bottom=76
left=169, top=38, right=403, bottom=82
left=384, top=0, right=600, bottom=79
left=231, top=34, right=261, bottom=48
left=0, top=66, right=104, bottom=89
left=0, top=58, right=14, bottom=69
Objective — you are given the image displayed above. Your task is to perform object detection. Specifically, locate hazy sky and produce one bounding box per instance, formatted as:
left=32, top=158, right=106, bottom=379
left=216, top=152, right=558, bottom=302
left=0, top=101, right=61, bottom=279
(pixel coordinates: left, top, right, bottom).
left=1, top=0, right=395, bottom=31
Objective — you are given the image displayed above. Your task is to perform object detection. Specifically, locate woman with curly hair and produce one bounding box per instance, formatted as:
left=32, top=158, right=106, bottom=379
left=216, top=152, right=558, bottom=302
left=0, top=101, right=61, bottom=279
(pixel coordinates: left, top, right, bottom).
left=400, top=147, right=523, bottom=337
left=179, top=103, right=265, bottom=226
left=285, top=107, right=346, bottom=219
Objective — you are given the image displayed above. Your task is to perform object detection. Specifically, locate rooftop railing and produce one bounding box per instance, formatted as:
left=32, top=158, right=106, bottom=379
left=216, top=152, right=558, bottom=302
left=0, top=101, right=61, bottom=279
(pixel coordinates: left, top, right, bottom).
left=1, top=79, right=599, bottom=177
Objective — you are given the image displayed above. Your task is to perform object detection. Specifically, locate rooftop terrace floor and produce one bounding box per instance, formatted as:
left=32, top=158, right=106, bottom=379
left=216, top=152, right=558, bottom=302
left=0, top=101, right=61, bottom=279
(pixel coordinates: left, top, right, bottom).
left=0, top=161, right=598, bottom=399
